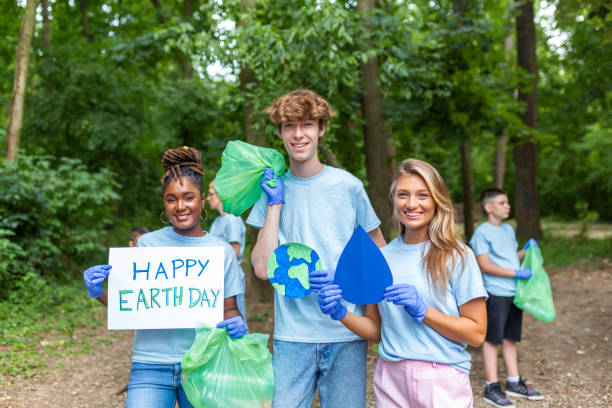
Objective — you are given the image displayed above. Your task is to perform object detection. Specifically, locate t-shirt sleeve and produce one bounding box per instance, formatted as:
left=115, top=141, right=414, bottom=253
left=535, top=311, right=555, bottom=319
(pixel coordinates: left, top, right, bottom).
left=226, top=216, right=245, bottom=244
left=245, top=192, right=267, bottom=229
left=469, top=229, right=489, bottom=256
left=355, top=184, right=381, bottom=232
left=223, top=244, right=244, bottom=298
left=450, top=248, right=488, bottom=306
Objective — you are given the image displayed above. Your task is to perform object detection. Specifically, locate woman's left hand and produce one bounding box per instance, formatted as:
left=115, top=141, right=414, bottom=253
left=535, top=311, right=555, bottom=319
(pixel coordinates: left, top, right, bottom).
left=217, top=316, right=248, bottom=339
left=383, top=284, right=428, bottom=322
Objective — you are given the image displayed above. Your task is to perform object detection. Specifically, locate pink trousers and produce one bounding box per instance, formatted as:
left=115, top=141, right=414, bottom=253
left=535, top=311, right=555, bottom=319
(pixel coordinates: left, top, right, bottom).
left=373, top=358, right=473, bottom=408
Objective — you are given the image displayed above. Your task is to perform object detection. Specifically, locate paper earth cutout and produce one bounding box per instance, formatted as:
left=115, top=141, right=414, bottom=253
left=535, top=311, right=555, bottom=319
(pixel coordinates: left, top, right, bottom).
left=334, top=226, right=393, bottom=304
left=267, top=243, right=322, bottom=299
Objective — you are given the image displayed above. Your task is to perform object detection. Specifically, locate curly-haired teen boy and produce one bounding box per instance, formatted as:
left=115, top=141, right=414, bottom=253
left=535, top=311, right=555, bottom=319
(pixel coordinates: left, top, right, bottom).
left=248, top=89, right=386, bottom=408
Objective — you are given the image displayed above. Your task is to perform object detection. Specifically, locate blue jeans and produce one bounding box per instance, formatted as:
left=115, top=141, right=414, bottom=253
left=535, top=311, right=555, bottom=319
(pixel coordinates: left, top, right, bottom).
left=126, top=362, right=193, bottom=408
left=272, top=339, right=367, bottom=408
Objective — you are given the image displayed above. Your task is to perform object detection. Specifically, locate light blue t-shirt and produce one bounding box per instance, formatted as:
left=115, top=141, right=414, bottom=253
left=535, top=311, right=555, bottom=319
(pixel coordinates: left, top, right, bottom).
left=246, top=166, right=381, bottom=342
left=131, top=227, right=244, bottom=364
left=209, top=214, right=246, bottom=288
left=470, top=222, right=520, bottom=297
left=209, top=214, right=246, bottom=265
left=377, top=238, right=488, bottom=374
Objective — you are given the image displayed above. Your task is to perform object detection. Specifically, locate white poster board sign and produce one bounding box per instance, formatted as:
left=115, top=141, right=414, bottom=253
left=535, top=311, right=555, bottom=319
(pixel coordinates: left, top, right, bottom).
left=107, top=246, right=224, bottom=330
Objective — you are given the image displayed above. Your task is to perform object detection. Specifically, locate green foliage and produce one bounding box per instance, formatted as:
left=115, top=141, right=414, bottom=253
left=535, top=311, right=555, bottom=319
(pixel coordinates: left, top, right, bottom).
left=0, top=155, right=119, bottom=293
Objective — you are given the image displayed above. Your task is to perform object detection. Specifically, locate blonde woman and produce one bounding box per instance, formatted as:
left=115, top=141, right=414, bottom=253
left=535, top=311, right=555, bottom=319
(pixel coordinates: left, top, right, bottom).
left=317, top=158, right=487, bottom=408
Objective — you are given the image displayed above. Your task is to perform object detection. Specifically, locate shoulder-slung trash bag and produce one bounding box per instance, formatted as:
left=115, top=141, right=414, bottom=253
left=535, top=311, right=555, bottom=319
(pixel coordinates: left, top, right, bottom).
left=182, top=325, right=274, bottom=408
left=513, top=245, right=556, bottom=322
left=214, top=141, right=286, bottom=216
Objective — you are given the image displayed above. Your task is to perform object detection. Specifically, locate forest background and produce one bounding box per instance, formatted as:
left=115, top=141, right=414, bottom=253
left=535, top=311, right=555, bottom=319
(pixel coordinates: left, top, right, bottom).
left=0, top=0, right=610, bottom=379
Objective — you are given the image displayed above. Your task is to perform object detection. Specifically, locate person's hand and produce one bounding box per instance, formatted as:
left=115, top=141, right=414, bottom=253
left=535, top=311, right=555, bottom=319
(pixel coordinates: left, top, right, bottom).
left=383, top=284, right=428, bottom=322
left=83, top=265, right=111, bottom=299
left=515, top=268, right=532, bottom=279
left=317, top=284, right=347, bottom=321
left=260, top=168, right=284, bottom=206
left=309, top=269, right=334, bottom=293
left=523, top=238, right=538, bottom=251
left=216, top=316, right=248, bottom=339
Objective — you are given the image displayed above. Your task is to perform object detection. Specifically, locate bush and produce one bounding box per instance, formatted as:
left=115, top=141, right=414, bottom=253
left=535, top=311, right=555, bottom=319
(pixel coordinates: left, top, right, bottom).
left=0, top=155, right=120, bottom=295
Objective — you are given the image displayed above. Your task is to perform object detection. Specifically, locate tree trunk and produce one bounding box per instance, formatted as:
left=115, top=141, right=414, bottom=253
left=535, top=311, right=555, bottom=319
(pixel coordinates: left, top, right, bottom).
left=42, top=0, right=51, bottom=50
left=6, top=0, right=37, bottom=162
left=493, top=33, right=514, bottom=189
left=79, top=0, right=92, bottom=42
left=320, top=147, right=343, bottom=169
left=151, top=0, right=167, bottom=24
left=460, top=140, right=475, bottom=241
left=179, top=0, right=194, bottom=78
left=239, top=0, right=273, bottom=304
left=452, top=0, right=475, bottom=240
left=514, top=0, right=542, bottom=240
left=357, top=0, right=392, bottom=240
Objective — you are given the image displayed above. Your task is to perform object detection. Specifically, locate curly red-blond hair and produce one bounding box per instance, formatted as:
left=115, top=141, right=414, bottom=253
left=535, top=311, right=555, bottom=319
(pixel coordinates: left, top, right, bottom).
left=265, top=89, right=336, bottom=130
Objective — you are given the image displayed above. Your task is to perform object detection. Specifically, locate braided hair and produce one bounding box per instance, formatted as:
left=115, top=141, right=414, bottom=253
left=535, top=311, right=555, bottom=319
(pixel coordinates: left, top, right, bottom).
left=160, top=146, right=204, bottom=193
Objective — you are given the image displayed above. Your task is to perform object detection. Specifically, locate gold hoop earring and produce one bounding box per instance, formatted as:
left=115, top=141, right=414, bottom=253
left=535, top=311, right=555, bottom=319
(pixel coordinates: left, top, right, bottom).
left=160, top=210, right=169, bottom=224
left=201, top=208, right=208, bottom=223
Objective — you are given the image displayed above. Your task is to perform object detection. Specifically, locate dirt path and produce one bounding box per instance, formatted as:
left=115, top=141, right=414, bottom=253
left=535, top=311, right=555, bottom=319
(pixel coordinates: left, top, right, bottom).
left=1, top=261, right=610, bottom=407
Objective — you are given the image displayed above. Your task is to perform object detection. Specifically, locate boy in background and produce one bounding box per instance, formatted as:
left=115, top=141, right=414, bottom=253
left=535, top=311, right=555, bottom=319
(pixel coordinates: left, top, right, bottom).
left=128, top=227, right=149, bottom=247
left=470, top=188, right=543, bottom=408
left=207, top=180, right=247, bottom=320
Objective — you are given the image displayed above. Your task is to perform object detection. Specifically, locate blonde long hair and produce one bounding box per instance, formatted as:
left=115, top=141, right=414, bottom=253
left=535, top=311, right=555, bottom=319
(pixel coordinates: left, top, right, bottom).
left=390, top=158, right=467, bottom=293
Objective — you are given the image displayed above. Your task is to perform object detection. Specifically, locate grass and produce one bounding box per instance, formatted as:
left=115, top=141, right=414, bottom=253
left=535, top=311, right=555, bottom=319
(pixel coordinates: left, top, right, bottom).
left=0, top=274, right=113, bottom=380
left=540, top=235, right=611, bottom=269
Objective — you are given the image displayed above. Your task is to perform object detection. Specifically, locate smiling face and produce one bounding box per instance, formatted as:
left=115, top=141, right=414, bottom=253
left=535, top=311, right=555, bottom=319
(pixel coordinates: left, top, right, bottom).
left=163, top=178, right=205, bottom=237
left=278, top=119, right=325, bottom=165
left=393, top=173, right=436, bottom=243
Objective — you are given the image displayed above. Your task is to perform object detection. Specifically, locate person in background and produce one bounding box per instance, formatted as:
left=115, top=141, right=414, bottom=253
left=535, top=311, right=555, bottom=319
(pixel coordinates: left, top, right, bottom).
left=207, top=179, right=247, bottom=320
left=128, top=226, right=149, bottom=247
left=470, top=188, right=543, bottom=408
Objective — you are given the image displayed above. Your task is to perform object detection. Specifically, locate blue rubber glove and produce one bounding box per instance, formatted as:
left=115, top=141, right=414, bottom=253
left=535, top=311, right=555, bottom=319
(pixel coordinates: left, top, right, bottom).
left=309, top=269, right=334, bottom=293
left=83, top=264, right=111, bottom=299
left=260, top=168, right=284, bottom=205
left=514, top=268, right=532, bottom=279
left=523, top=238, right=538, bottom=250
left=383, top=284, right=428, bottom=322
left=216, top=316, right=248, bottom=339
left=317, top=284, right=347, bottom=321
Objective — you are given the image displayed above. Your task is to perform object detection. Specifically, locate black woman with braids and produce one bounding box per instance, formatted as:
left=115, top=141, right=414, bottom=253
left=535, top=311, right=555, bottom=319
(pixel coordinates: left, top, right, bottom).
left=82, top=146, right=246, bottom=408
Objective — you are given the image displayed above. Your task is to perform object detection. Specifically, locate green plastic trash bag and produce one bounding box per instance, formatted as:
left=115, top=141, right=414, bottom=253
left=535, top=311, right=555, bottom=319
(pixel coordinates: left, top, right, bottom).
left=513, top=245, right=556, bottom=322
left=182, top=325, right=274, bottom=408
left=214, top=141, right=286, bottom=216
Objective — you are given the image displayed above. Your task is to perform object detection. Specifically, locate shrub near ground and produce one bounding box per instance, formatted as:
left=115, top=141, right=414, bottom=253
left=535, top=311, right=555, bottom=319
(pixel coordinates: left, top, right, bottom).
left=0, top=155, right=120, bottom=378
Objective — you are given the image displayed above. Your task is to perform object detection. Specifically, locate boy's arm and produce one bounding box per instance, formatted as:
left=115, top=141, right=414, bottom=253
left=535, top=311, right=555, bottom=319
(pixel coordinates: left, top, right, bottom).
left=517, top=249, right=525, bottom=262
left=251, top=204, right=282, bottom=280
left=368, top=228, right=387, bottom=248
left=475, top=254, right=517, bottom=278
